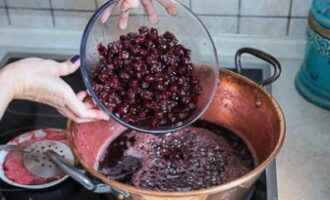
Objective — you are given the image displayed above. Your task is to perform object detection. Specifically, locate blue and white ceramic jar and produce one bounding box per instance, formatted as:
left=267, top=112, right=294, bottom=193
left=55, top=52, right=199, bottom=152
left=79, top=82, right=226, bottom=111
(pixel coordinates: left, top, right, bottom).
left=295, top=0, right=330, bottom=109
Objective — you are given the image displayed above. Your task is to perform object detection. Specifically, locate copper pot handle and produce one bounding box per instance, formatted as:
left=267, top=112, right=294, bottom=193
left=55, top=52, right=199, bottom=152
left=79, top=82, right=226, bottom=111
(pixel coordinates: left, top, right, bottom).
left=46, top=150, right=130, bottom=199
left=235, top=47, right=281, bottom=86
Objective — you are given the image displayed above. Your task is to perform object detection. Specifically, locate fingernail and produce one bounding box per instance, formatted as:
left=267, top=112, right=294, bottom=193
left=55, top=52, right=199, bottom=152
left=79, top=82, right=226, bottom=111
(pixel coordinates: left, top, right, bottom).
left=70, top=55, right=80, bottom=65
left=119, top=21, right=127, bottom=30
left=121, top=1, right=129, bottom=11
left=167, top=6, right=178, bottom=16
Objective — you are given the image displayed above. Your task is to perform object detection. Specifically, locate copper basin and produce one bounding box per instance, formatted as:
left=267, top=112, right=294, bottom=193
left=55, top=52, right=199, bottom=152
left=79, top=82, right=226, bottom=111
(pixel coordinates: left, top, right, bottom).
left=66, top=48, right=286, bottom=200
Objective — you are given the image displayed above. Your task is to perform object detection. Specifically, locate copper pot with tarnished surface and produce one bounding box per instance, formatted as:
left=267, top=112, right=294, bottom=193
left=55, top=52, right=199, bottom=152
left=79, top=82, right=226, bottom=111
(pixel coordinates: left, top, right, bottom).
left=47, top=48, right=285, bottom=200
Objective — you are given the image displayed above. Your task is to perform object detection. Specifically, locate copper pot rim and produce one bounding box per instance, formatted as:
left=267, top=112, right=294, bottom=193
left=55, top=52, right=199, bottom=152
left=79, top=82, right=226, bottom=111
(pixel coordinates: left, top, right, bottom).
left=67, top=68, right=286, bottom=196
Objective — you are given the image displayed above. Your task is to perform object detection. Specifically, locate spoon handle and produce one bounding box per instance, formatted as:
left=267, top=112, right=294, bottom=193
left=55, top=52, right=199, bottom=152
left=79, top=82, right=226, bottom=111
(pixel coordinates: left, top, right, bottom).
left=0, top=145, right=31, bottom=153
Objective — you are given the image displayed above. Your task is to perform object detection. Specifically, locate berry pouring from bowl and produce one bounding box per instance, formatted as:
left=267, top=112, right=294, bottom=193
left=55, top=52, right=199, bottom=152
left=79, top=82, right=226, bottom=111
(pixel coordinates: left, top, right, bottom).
left=89, top=26, right=217, bottom=133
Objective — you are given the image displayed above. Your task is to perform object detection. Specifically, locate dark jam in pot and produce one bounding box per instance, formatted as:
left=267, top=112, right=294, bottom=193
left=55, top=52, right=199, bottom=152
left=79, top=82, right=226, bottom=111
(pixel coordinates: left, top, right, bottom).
left=98, top=120, right=255, bottom=192
left=91, top=26, right=202, bottom=128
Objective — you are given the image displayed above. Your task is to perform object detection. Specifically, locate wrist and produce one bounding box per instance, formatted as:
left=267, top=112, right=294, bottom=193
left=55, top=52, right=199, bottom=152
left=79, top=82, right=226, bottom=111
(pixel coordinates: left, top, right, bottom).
left=0, top=67, right=15, bottom=100
left=0, top=67, right=15, bottom=118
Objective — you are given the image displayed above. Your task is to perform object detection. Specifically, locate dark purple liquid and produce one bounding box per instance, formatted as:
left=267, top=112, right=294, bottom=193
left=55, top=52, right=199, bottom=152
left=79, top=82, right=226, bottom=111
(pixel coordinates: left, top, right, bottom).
left=98, top=120, right=255, bottom=192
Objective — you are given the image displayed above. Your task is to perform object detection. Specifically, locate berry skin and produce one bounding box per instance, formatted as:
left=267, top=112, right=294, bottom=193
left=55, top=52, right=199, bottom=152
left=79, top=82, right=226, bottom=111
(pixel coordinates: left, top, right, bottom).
left=91, top=27, right=203, bottom=128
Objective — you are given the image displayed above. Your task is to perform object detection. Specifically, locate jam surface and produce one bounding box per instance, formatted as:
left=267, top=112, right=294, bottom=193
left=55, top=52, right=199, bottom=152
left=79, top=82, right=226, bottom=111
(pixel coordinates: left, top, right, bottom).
left=98, top=121, right=255, bottom=192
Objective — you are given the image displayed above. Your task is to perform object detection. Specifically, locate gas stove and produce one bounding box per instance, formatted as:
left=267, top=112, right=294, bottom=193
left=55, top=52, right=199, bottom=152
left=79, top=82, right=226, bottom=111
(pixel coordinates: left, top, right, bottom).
left=0, top=56, right=277, bottom=200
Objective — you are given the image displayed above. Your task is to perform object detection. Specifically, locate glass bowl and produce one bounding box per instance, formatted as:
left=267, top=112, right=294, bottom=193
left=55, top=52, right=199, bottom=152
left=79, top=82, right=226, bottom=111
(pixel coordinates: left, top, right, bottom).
left=80, top=0, right=219, bottom=134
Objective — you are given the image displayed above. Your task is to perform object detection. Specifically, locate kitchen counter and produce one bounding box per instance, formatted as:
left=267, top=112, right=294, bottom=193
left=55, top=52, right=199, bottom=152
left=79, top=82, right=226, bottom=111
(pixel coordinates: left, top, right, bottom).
left=272, top=59, right=330, bottom=200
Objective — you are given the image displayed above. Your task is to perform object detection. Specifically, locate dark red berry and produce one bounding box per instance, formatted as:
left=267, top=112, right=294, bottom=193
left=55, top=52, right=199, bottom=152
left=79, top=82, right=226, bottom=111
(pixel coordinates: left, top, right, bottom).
left=144, top=75, right=156, bottom=83
left=91, top=27, right=203, bottom=128
left=97, top=43, right=107, bottom=57
left=119, top=71, right=130, bottom=81
left=149, top=28, right=158, bottom=39
left=138, top=26, right=149, bottom=36
left=118, top=50, right=130, bottom=59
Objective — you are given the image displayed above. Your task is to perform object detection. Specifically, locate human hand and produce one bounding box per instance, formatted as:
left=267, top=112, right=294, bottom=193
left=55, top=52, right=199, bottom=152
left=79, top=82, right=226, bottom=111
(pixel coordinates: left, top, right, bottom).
left=0, top=56, right=109, bottom=123
left=99, top=0, right=179, bottom=29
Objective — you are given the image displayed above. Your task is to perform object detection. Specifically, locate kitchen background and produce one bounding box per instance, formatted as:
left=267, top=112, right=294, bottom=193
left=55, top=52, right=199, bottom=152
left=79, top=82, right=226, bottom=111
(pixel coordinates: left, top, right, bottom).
left=0, top=0, right=311, bottom=38
left=1, top=0, right=330, bottom=200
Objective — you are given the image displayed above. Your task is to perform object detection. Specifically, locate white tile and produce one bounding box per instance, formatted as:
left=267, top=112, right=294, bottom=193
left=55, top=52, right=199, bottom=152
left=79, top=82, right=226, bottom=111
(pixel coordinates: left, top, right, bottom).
left=199, top=16, right=237, bottom=35
left=240, top=17, right=287, bottom=36
left=54, top=11, right=93, bottom=30
left=291, top=0, right=312, bottom=17
left=178, top=0, right=190, bottom=9
left=52, top=0, right=96, bottom=10
left=289, top=18, right=308, bottom=38
left=241, top=0, right=290, bottom=16
left=9, top=9, right=53, bottom=28
left=96, top=0, right=104, bottom=8
left=96, top=0, right=121, bottom=15
left=7, top=0, right=50, bottom=8
left=192, top=0, right=239, bottom=15
left=0, top=8, right=8, bottom=26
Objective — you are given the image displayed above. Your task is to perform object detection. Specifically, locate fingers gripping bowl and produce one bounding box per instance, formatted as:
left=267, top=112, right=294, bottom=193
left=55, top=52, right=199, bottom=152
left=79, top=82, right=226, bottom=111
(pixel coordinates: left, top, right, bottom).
left=80, top=0, right=219, bottom=134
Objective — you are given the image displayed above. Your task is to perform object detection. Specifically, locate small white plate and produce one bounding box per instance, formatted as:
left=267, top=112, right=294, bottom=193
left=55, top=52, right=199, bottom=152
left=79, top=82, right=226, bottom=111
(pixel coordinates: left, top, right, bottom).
left=0, top=129, right=70, bottom=189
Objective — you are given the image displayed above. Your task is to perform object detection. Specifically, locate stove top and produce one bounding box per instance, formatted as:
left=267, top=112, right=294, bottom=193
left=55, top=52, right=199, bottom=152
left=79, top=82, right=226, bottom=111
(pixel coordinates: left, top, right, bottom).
left=0, top=56, right=277, bottom=200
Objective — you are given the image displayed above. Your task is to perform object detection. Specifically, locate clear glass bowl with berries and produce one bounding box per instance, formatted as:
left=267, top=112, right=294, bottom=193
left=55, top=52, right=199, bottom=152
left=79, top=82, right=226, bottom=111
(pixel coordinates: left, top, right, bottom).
left=80, top=0, right=219, bottom=134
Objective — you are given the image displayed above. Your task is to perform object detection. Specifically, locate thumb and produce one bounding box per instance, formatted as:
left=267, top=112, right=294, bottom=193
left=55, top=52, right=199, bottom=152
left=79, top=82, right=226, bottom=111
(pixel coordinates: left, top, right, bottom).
left=57, top=55, right=80, bottom=76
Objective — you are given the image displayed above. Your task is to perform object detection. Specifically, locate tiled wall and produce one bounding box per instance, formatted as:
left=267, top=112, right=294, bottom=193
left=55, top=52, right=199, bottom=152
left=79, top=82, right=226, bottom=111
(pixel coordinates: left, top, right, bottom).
left=0, top=0, right=312, bottom=38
